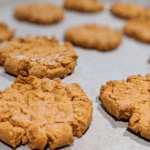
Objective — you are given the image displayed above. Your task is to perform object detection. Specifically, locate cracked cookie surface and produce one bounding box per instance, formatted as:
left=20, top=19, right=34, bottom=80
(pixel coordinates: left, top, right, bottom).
left=0, top=22, right=15, bottom=43
left=100, top=74, right=150, bottom=140
left=110, top=3, right=150, bottom=19
left=64, top=0, right=104, bottom=13
left=15, top=3, right=64, bottom=24
left=65, top=24, right=122, bottom=51
left=0, top=76, right=93, bottom=150
left=124, top=19, right=150, bottom=43
left=0, top=35, right=78, bottom=79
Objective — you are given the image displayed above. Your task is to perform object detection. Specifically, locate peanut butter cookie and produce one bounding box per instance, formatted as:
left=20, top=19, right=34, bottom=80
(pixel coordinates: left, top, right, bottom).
left=100, top=74, right=150, bottom=140
left=0, top=75, right=93, bottom=149
left=124, top=19, right=150, bottom=43
left=15, top=3, right=65, bottom=24
left=65, top=24, right=122, bottom=51
left=0, top=22, right=15, bottom=43
left=0, top=35, right=78, bottom=79
left=64, top=0, right=104, bottom=13
left=110, top=3, right=150, bottom=19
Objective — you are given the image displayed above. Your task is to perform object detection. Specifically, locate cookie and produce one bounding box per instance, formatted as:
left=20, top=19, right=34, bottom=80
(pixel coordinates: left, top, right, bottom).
left=124, top=19, right=150, bottom=43
left=64, top=0, right=104, bottom=13
left=0, top=75, right=93, bottom=149
left=65, top=24, right=122, bottom=51
left=0, top=22, right=15, bottom=43
left=0, top=35, right=78, bottom=79
left=100, top=74, right=150, bottom=140
left=14, top=3, right=64, bottom=24
left=110, top=3, right=150, bottom=19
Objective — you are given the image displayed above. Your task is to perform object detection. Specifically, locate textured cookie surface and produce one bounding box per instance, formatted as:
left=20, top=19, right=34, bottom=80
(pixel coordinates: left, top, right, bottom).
left=0, top=76, right=93, bottom=149
left=0, top=35, right=78, bottom=79
left=15, top=3, right=64, bottom=24
left=65, top=24, right=122, bottom=51
left=100, top=74, right=150, bottom=140
left=124, top=19, right=150, bottom=43
left=110, top=3, right=150, bottom=19
left=0, top=22, right=15, bottom=43
left=64, top=0, right=104, bottom=13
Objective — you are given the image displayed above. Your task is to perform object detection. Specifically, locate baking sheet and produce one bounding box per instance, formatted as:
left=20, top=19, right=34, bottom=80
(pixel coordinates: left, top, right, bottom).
left=0, top=0, right=150, bottom=149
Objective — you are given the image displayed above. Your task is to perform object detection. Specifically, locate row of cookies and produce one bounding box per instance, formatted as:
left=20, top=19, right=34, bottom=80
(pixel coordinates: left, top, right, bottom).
left=0, top=23, right=93, bottom=150
left=3, top=2, right=150, bottom=52
left=0, top=38, right=93, bottom=150
left=66, top=2, right=150, bottom=49
left=0, top=1, right=150, bottom=50
left=111, top=3, right=150, bottom=43
left=1, top=20, right=149, bottom=53
left=0, top=0, right=150, bottom=150
left=101, top=1, right=150, bottom=145
left=0, top=0, right=101, bottom=150
left=14, top=1, right=150, bottom=24
left=14, top=0, right=104, bottom=25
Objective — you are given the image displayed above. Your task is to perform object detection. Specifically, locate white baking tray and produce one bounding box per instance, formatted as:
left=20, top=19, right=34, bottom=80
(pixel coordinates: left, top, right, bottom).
left=0, top=0, right=150, bottom=150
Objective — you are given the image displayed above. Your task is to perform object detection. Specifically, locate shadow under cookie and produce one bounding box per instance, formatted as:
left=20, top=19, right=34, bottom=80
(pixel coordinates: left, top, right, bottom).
left=123, top=128, right=150, bottom=147
left=96, top=95, right=128, bottom=129
left=0, top=70, right=16, bottom=82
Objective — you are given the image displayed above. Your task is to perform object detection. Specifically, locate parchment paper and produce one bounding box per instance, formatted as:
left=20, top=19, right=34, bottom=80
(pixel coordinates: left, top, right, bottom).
left=0, top=0, right=150, bottom=149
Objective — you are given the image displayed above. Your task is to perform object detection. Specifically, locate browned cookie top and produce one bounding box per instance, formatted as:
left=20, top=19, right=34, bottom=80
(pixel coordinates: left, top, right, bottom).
left=100, top=74, right=150, bottom=141
left=64, top=0, right=104, bottom=13
left=124, top=19, right=150, bottom=43
left=15, top=3, right=65, bottom=24
left=0, top=35, right=78, bottom=79
left=0, top=76, right=93, bottom=150
left=0, top=22, right=15, bottom=43
left=65, top=24, right=122, bottom=51
left=110, top=3, right=150, bottom=19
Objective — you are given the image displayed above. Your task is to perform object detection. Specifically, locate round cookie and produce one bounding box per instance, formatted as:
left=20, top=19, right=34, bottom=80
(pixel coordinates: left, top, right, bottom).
left=0, top=35, right=78, bottom=79
left=0, top=22, right=15, bottom=43
left=64, top=0, right=104, bottom=13
left=124, top=19, right=150, bottom=43
left=0, top=75, right=93, bottom=150
left=110, top=3, right=150, bottom=19
left=100, top=74, right=150, bottom=141
left=15, top=3, right=65, bottom=24
left=65, top=24, right=122, bottom=51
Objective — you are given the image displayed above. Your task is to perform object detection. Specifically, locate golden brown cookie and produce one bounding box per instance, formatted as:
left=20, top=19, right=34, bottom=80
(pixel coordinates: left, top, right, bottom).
left=15, top=3, right=65, bottom=24
left=100, top=74, right=150, bottom=140
left=0, top=75, right=93, bottom=149
left=0, top=35, right=78, bottom=79
left=110, top=3, right=150, bottom=19
left=65, top=24, right=122, bottom=51
left=124, top=19, right=150, bottom=43
left=0, top=22, right=15, bottom=43
left=64, top=0, right=104, bottom=13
